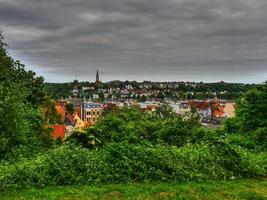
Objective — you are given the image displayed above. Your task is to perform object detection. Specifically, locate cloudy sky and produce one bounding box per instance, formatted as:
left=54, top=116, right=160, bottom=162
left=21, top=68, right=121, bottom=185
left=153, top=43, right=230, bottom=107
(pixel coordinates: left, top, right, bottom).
left=1, top=0, right=267, bottom=83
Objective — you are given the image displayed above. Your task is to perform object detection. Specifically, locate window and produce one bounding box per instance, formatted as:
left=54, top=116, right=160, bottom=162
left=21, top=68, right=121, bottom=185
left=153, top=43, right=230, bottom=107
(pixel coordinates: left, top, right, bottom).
left=93, top=111, right=95, bottom=115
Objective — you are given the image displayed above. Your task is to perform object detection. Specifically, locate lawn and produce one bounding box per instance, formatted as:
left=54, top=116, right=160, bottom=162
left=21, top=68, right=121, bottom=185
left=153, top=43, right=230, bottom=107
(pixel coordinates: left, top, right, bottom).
left=1, top=179, right=267, bottom=200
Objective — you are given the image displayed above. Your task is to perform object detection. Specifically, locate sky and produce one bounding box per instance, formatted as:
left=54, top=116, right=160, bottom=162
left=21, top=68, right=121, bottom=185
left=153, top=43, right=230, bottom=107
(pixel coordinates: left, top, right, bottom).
left=1, top=0, right=267, bottom=83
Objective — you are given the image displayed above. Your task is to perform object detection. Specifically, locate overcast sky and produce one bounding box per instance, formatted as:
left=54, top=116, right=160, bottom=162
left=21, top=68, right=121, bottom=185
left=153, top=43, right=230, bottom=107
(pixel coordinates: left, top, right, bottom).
left=1, top=0, right=267, bottom=83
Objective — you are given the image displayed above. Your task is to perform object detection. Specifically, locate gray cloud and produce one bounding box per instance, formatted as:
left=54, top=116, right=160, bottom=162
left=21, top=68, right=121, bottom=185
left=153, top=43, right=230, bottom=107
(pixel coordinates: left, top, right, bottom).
left=0, top=0, right=267, bottom=83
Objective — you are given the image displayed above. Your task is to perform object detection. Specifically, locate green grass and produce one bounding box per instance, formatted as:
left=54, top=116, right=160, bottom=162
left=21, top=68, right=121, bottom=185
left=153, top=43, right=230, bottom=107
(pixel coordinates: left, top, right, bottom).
left=1, top=179, right=267, bottom=200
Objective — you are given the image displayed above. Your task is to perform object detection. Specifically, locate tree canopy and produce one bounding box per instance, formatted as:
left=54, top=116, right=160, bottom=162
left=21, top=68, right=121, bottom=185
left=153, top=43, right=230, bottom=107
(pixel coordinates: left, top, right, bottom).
left=0, top=32, right=54, bottom=159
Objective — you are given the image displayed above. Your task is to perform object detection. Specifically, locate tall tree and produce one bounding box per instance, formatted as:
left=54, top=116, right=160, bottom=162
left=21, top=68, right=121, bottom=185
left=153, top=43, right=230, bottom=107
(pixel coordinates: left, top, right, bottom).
left=0, top=32, right=53, bottom=159
left=235, top=83, right=267, bottom=132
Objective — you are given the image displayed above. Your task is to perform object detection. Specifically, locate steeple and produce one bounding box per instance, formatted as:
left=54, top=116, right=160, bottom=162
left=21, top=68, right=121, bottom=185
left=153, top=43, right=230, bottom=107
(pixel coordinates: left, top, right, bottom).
left=95, top=69, right=100, bottom=86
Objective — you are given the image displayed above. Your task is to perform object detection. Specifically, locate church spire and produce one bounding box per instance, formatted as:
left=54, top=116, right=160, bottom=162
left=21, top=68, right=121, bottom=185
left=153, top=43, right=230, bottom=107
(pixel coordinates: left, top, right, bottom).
left=95, top=69, right=100, bottom=86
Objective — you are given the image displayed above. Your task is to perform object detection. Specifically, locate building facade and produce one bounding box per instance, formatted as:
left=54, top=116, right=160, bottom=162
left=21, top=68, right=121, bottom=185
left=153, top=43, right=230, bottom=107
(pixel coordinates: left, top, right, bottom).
left=81, top=102, right=102, bottom=125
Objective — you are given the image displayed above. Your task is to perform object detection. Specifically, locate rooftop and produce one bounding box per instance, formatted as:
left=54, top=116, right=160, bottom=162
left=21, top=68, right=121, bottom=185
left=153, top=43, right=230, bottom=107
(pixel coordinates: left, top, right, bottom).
left=82, top=102, right=101, bottom=109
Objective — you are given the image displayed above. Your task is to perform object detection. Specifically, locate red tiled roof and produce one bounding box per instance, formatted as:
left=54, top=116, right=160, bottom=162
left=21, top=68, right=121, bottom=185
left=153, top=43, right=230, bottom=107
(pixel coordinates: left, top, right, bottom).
left=189, top=101, right=210, bottom=109
left=214, top=105, right=225, bottom=117
left=52, top=125, right=66, bottom=140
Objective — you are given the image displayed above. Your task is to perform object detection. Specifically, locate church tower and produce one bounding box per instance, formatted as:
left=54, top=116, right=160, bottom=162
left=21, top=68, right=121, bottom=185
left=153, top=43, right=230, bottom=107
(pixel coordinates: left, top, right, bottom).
left=95, top=69, right=100, bottom=85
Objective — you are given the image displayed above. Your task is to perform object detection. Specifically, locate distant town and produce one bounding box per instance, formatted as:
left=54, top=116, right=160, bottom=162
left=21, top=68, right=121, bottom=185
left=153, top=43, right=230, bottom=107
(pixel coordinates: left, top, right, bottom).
left=48, top=70, right=253, bottom=139
left=46, top=70, right=256, bottom=102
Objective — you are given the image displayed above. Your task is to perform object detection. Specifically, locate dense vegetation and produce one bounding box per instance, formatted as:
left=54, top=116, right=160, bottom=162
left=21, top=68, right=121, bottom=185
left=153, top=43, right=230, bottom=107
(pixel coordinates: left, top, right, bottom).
left=0, top=33, right=266, bottom=193
left=0, top=33, right=58, bottom=161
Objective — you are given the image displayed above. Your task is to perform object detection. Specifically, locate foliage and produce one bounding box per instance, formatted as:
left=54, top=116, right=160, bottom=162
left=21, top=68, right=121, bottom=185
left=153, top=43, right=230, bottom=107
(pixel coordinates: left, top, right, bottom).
left=0, top=141, right=265, bottom=191
left=44, top=83, right=72, bottom=99
left=235, top=83, right=267, bottom=132
left=91, top=106, right=202, bottom=146
left=0, top=33, right=12, bottom=78
left=154, top=103, right=177, bottom=119
left=65, top=130, right=102, bottom=149
left=39, top=96, right=62, bottom=124
left=252, top=128, right=267, bottom=146
left=65, top=103, right=74, bottom=115
left=0, top=32, right=53, bottom=160
left=0, top=82, right=29, bottom=158
left=223, top=82, right=267, bottom=147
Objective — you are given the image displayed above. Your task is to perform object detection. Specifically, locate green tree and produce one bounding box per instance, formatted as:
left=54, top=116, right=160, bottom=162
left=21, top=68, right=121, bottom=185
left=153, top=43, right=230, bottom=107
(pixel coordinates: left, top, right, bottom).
left=155, top=103, right=176, bottom=119
left=0, top=32, right=13, bottom=79
left=224, top=82, right=267, bottom=145
left=40, top=97, right=62, bottom=124
left=66, top=103, right=74, bottom=115
left=0, top=32, right=53, bottom=159
left=235, top=83, right=267, bottom=132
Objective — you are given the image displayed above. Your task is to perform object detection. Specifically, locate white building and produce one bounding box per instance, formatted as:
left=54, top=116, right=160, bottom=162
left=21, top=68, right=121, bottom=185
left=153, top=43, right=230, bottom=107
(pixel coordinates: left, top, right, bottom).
left=81, top=102, right=102, bottom=125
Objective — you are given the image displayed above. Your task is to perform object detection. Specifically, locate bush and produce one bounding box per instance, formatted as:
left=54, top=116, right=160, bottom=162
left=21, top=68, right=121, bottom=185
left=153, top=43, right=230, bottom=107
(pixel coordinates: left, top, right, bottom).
left=252, top=128, right=267, bottom=146
left=226, top=134, right=261, bottom=150
left=90, top=107, right=202, bottom=147
left=65, top=130, right=102, bottom=149
left=0, top=142, right=265, bottom=191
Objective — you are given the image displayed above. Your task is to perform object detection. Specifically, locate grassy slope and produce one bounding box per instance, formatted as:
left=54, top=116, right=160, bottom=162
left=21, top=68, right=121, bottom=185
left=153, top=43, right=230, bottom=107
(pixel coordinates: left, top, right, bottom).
left=1, top=179, right=267, bottom=200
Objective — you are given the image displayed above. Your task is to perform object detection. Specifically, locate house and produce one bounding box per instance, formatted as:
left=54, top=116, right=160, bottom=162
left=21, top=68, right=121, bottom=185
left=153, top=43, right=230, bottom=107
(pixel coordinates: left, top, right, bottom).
left=171, top=101, right=190, bottom=115
left=74, top=107, right=81, bottom=118
left=92, top=94, right=99, bottom=99
left=73, top=112, right=87, bottom=130
left=64, top=113, right=76, bottom=137
left=214, top=104, right=225, bottom=118
left=52, top=125, right=66, bottom=140
left=189, top=101, right=210, bottom=117
left=223, top=103, right=236, bottom=118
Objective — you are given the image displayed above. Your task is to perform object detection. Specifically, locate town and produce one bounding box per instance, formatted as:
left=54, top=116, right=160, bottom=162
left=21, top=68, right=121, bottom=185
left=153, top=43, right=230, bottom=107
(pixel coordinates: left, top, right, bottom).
left=51, top=70, right=236, bottom=140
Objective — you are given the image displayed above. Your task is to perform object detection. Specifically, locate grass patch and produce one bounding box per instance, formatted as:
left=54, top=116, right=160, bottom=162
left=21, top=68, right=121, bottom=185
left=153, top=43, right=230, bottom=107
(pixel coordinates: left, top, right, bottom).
left=1, top=179, right=267, bottom=200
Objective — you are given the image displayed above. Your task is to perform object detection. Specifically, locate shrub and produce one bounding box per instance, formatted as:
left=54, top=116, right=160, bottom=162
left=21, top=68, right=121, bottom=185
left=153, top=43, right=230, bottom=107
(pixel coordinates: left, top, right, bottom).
left=0, top=142, right=265, bottom=191
left=65, top=130, right=102, bottom=149
left=252, top=128, right=267, bottom=146
left=91, top=107, right=202, bottom=147
left=226, top=134, right=259, bottom=150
